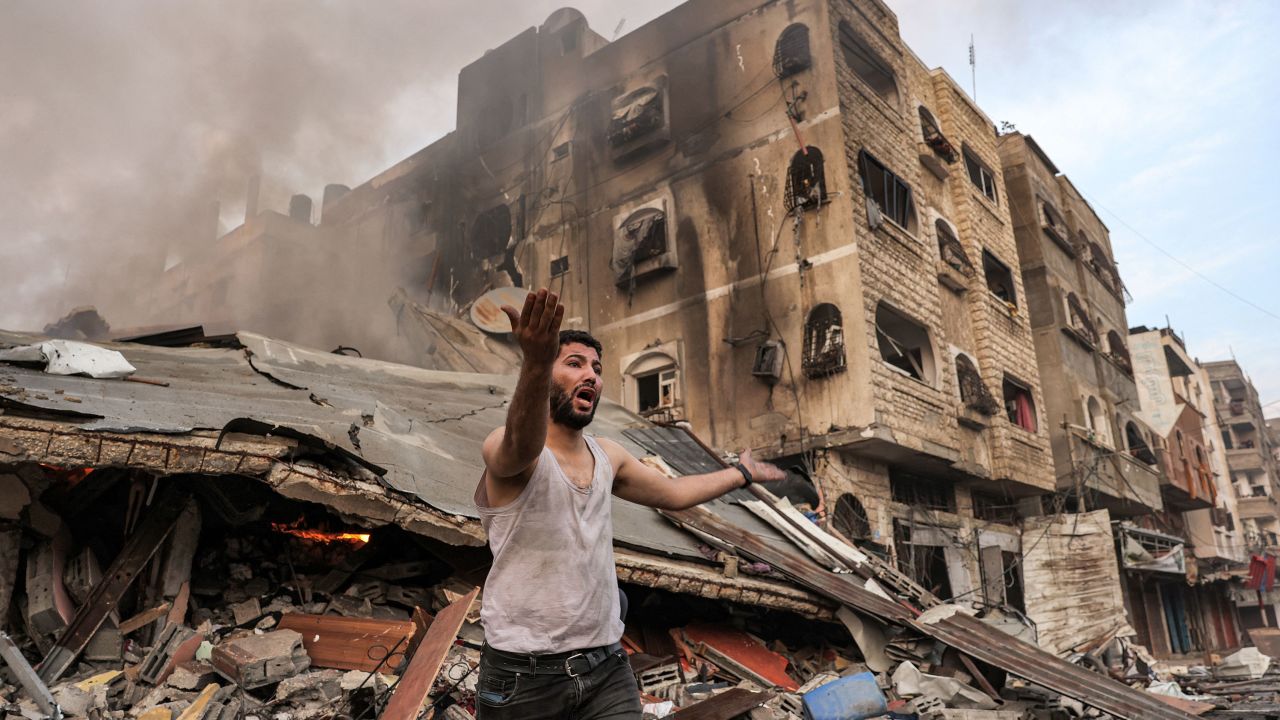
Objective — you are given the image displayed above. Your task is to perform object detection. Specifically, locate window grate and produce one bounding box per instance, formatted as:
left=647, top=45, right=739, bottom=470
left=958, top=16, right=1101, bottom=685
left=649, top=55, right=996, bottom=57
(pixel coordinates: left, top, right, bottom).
left=773, top=24, right=811, bottom=79
left=802, top=303, right=846, bottom=378
left=936, top=220, right=974, bottom=277
left=956, top=354, right=999, bottom=415
left=785, top=147, right=828, bottom=212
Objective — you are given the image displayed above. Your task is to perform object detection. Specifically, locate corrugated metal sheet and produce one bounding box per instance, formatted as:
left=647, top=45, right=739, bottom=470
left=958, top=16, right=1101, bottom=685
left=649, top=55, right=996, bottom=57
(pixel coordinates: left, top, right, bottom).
left=1022, top=510, right=1134, bottom=656
left=664, top=506, right=1196, bottom=720
left=0, top=330, right=779, bottom=562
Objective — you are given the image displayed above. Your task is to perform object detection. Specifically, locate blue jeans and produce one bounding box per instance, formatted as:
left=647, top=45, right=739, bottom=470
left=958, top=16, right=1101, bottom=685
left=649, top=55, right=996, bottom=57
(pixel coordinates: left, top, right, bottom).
left=475, top=647, right=642, bottom=719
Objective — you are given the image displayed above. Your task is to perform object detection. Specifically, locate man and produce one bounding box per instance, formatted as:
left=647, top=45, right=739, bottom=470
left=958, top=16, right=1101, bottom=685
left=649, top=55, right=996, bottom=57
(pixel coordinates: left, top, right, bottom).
left=474, top=288, right=785, bottom=719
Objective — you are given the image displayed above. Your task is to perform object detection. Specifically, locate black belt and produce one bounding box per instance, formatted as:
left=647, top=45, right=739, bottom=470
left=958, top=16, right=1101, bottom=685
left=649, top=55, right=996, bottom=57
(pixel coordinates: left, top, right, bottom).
left=482, top=642, right=624, bottom=677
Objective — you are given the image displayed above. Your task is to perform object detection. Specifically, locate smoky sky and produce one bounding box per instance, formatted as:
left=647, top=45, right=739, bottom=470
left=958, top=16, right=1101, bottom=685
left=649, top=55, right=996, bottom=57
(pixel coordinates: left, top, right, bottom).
left=0, top=0, right=679, bottom=331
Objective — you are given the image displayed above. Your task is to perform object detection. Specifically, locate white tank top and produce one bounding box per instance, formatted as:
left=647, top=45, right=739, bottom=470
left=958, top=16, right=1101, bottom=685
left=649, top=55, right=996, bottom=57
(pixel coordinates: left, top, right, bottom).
left=474, top=436, right=623, bottom=654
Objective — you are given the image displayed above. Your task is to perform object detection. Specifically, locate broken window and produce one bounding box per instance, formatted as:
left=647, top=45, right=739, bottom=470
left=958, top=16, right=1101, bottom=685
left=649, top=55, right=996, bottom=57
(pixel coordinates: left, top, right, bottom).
left=608, top=86, right=665, bottom=149
left=832, top=494, right=871, bottom=542
left=1040, top=198, right=1067, bottom=241
left=773, top=24, right=811, bottom=78
left=936, top=219, right=974, bottom=276
left=802, top=303, right=846, bottom=378
left=858, top=150, right=915, bottom=230
left=972, top=492, right=1019, bottom=525
left=955, top=353, right=999, bottom=415
left=838, top=21, right=898, bottom=104
left=785, top=147, right=828, bottom=212
left=890, top=471, right=956, bottom=512
left=1087, top=241, right=1121, bottom=294
left=549, top=255, right=569, bottom=278
left=1003, top=375, right=1038, bottom=433
left=963, top=144, right=998, bottom=203
left=893, top=521, right=954, bottom=600
left=471, top=204, right=512, bottom=260
left=1107, top=330, right=1132, bottom=374
left=1066, top=292, right=1098, bottom=344
left=918, top=106, right=957, bottom=163
left=1126, top=422, right=1158, bottom=465
left=627, top=352, right=680, bottom=420
left=982, top=250, right=1016, bottom=306
left=876, top=302, right=935, bottom=384
left=611, top=206, right=670, bottom=286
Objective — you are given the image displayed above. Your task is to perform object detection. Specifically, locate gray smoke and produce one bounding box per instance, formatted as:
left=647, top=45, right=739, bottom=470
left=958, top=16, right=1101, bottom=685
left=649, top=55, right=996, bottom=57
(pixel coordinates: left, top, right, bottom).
left=0, top=0, right=676, bottom=332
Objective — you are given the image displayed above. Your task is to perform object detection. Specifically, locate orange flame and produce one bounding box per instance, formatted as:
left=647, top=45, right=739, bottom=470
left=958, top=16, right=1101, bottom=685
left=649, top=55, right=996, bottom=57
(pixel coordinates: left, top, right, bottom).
left=39, top=464, right=94, bottom=486
left=271, top=519, right=370, bottom=545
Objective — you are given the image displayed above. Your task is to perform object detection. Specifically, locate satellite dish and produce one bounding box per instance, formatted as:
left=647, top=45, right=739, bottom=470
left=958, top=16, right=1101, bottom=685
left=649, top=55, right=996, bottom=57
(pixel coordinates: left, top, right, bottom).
left=471, top=286, right=531, bottom=334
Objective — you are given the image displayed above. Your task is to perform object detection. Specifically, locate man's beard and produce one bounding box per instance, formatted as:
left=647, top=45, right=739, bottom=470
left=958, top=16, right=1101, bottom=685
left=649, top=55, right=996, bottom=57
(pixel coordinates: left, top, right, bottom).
left=550, top=384, right=597, bottom=430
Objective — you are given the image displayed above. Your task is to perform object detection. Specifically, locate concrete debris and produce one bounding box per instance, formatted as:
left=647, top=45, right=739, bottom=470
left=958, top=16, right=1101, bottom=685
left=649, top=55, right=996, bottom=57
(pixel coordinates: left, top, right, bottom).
left=210, top=630, right=310, bottom=689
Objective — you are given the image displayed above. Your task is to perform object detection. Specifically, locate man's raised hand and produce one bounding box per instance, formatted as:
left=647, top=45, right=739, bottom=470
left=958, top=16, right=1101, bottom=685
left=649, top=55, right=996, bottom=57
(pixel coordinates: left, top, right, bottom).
left=500, top=288, right=565, bottom=367
left=739, top=448, right=787, bottom=483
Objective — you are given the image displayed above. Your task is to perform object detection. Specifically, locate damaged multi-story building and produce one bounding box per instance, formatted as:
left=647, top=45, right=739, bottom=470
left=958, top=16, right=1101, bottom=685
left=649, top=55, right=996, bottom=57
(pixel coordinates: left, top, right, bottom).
left=1129, top=325, right=1245, bottom=656
left=1204, top=360, right=1280, bottom=630
left=159, top=0, right=1065, bottom=622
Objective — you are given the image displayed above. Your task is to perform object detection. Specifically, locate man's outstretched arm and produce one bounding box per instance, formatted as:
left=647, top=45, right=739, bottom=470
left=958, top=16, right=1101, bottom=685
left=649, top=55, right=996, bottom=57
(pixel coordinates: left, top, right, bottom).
left=481, top=290, right=565, bottom=496
left=603, top=440, right=785, bottom=511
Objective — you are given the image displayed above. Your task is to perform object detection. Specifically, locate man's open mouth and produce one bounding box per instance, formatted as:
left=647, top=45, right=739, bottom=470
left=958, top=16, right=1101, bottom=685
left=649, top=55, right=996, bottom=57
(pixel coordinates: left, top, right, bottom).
left=574, top=386, right=597, bottom=405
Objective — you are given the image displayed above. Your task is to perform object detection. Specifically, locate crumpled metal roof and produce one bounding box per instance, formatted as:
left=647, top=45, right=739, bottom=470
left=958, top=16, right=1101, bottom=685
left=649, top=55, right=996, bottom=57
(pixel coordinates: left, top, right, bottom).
left=0, top=329, right=777, bottom=561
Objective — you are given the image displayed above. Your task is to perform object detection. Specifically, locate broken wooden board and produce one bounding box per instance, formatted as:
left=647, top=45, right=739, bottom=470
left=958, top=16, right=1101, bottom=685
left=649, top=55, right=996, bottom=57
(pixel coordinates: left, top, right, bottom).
left=669, top=687, right=775, bottom=719
left=277, top=613, right=416, bottom=672
left=37, top=490, right=190, bottom=683
left=380, top=586, right=479, bottom=720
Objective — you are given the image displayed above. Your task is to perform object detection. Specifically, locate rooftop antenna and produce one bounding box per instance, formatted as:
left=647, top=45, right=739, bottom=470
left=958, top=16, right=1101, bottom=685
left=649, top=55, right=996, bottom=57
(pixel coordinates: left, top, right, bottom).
left=969, top=34, right=977, bottom=101
left=612, top=18, right=626, bottom=41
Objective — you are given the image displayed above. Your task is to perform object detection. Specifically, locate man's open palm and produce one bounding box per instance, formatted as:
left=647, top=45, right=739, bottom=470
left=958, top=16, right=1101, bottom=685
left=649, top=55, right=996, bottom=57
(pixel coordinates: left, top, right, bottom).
left=501, top=288, right=565, bottom=367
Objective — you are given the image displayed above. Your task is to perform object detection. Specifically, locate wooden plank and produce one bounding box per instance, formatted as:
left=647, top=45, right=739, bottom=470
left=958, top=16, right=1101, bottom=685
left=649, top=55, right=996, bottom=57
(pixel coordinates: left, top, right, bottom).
left=380, top=587, right=479, bottom=720
left=118, top=603, right=172, bottom=635
left=276, top=613, right=415, bottom=672
left=669, top=688, right=774, bottom=719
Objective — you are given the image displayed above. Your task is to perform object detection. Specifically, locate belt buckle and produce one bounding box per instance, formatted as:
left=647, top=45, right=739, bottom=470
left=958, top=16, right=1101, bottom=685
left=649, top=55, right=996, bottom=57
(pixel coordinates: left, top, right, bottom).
left=564, top=652, right=587, bottom=677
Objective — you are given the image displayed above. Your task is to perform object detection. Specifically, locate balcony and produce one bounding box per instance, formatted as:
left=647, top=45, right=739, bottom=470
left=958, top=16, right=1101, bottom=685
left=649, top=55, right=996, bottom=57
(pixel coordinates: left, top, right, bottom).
left=1227, top=447, right=1265, bottom=472
left=1160, top=464, right=1215, bottom=512
left=1066, top=433, right=1163, bottom=515
left=1236, top=494, right=1278, bottom=520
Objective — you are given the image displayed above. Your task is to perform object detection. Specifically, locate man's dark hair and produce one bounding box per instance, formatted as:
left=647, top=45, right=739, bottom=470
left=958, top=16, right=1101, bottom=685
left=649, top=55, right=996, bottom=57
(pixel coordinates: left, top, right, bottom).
left=559, top=329, right=603, bottom=360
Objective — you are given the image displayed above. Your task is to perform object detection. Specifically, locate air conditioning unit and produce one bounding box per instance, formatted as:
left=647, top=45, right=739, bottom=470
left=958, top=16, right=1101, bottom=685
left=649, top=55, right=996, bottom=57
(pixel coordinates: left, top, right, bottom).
left=752, top=341, right=784, bottom=382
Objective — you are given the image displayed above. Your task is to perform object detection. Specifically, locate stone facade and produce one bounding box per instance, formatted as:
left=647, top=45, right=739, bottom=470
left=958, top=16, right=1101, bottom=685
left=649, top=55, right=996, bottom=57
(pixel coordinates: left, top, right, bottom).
left=997, top=133, right=1162, bottom=516
left=1206, top=360, right=1280, bottom=551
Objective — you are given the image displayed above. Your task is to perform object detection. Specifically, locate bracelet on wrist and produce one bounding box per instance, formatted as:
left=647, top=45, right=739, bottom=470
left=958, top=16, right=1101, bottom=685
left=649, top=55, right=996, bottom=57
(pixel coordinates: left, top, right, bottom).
left=734, top=462, right=754, bottom=488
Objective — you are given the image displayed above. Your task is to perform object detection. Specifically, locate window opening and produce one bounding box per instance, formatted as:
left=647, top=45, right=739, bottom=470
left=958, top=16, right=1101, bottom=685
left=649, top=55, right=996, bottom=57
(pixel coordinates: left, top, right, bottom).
left=982, top=250, right=1017, bottom=306
left=838, top=21, right=898, bottom=103
left=1003, top=375, right=1037, bottom=432
left=832, top=494, right=871, bottom=541
left=972, top=492, right=1019, bottom=524
left=773, top=24, right=811, bottom=78
left=550, top=255, right=569, bottom=278
left=1086, top=396, right=1110, bottom=445
left=1126, top=422, right=1157, bottom=465
left=611, top=207, right=668, bottom=287
left=608, top=87, right=664, bottom=148
left=894, top=520, right=954, bottom=600
left=785, top=147, right=828, bottom=212
left=1107, top=330, right=1132, bottom=373
left=876, top=302, right=934, bottom=384
left=859, top=150, right=914, bottom=230
left=918, top=106, right=957, bottom=163
left=471, top=204, right=512, bottom=260
left=1040, top=199, right=1066, bottom=239
left=802, top=303, right=846, bottom=378
left=477, top=96, right=514, bottom=147
left=890, top=471, right=956, bottom=512
left=1066, top=292, right=1098, bottom=344
left=636, top=368, right=678, bottom=414
left=955, top=353, right=999, bottom=415
left=1087, top=240, right=1121, bottom=294
left=936, top=220, right=974, bottom=276
left=963, top=145, right=998, bottom=203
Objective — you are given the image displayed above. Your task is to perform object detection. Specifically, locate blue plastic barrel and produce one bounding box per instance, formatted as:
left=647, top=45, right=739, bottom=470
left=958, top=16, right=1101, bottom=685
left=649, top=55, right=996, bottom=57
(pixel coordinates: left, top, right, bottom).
left=802, top=671, right=889, bottom=720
